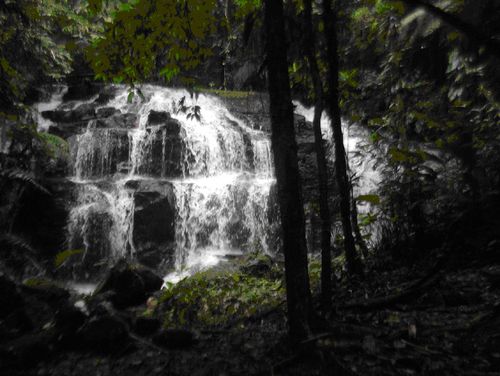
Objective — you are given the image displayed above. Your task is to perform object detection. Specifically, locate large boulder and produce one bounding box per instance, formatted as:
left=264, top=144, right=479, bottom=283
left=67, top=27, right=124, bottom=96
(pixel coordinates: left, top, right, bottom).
left=95, top=112, right=138, bottom=128
left=126, top=180, right=176, bottom=270
left=42, top=103, right=96, bottom=123
left=96, top=107, right=120, bottom=118
left=148, top=110, right=172, bottom=125
left=93, top=260, right=163, bottom=309
left=152, top=329, right=197, bottom=349
left=78, top=309, right=129, bottom=353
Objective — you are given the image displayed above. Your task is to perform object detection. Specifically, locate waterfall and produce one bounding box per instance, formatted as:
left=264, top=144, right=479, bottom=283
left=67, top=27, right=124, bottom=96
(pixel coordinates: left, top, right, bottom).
left=293, top=102, right=382, bottom=245
left=58, top=85, right=276, bottom=280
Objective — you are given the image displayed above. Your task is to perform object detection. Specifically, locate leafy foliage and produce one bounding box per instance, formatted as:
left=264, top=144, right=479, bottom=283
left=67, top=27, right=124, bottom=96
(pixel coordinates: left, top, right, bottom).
left=0, top=169, right=51, bottom=196
left=54, top=249, right=84, bottom=268
left=0, top=0, right=103, bottom=111
left=86, top=0, right=218, bottom=85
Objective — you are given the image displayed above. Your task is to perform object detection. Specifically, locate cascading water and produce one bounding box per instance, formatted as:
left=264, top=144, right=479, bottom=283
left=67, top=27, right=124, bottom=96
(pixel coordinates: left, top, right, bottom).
left=56, top=85, right=275, bottom=281
left=293, top=102, right=382, bottom=244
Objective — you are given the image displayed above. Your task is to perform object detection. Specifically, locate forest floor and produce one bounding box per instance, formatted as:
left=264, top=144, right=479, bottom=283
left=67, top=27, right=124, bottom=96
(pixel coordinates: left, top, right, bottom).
left=2, top=252, right=500, bottom=376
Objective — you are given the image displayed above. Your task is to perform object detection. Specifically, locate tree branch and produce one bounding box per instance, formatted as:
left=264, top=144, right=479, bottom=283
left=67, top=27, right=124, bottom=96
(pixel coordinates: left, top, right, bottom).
left=401, top=0, right=500, bottom=59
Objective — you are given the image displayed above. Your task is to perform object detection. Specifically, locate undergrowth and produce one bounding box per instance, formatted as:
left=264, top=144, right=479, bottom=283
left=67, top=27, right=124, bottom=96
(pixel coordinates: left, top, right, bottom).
left=156, top=253, right=348, bottom=329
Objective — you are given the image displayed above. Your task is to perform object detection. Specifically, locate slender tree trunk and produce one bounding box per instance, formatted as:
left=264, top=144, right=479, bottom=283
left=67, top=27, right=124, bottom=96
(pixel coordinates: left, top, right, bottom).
left=264, top=0, right=312, bottom=341
left=302, top=0, right=333, bottom=309
left=322, top=0, right=363, bottom=276
left=351, top=193, right=368, bottom=258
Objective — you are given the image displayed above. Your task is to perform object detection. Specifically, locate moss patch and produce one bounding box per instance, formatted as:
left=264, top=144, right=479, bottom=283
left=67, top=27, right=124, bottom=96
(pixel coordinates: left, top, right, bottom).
left=159, top=266, right=284, bottom=328
left=196, top=88, right=254, bottom=99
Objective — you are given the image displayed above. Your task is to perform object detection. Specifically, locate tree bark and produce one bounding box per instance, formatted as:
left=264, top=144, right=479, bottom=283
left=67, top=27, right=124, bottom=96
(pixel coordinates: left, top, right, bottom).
left=322, top=0, right=363, bottom=276
left=264, top=0, right=312, bottom=340
left=351, top=193, right=368, bottom=259
left=302, top=0, right=333, bottom=309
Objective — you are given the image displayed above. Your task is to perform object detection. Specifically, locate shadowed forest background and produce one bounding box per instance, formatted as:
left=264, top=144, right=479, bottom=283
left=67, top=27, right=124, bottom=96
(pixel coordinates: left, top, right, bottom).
left=1, top=0, right=500, bottom=375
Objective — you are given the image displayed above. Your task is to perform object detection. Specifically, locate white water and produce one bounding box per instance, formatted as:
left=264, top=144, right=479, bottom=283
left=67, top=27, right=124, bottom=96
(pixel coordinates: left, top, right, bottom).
left=56, top=85, right=275, bottom=280
left=34, top=85, right=68, bottom=131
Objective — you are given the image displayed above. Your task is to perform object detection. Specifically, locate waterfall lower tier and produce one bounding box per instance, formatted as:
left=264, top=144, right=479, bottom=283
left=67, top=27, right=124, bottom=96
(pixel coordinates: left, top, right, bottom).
left=169, top=173, right=276, bottom=282
left=46, top=85, right=277, bottom=280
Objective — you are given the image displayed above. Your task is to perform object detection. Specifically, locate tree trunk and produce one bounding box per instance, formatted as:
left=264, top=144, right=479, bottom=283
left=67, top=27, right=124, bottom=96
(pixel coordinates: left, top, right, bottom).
left=351, top=191, right=369, bottom=259
left=322, top=0, right=363, bottom=276
left=302, top=0, right=333, bottom=309
left=264, top=0, right=312, bottom=341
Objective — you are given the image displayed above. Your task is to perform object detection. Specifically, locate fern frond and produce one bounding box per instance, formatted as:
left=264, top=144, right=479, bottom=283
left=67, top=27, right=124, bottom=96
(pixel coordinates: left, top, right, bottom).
left=0, top=233, right=37, bottom=254
left=0, top=169, right=51, bottom=196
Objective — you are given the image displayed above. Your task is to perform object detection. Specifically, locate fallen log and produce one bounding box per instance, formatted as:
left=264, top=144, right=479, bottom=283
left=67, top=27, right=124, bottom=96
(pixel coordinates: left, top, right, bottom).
left=334, top=256, right=446, bottom=312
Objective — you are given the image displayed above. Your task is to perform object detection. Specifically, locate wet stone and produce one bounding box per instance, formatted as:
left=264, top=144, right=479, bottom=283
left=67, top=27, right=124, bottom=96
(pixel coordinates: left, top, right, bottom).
left=95, top=112, right=138, bottom=129
left=148, top=110, right=172, bottom=125
left=96, top=107, right=120, bottom=118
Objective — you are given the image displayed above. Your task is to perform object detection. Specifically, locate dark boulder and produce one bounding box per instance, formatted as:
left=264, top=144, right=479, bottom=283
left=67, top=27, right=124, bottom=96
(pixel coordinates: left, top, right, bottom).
left=240, top=254, right=275, bottom=278
left=93, top=260, right=163, bottom=309
left=0, top=331, right=53, bottom=368
left=53, top=303, right=87, bottom=347
left=134, top=316, right=161, bottom=336
left=95, top=112, right=138, bottom=128
left=148, top=110, right=171, bottom=125
left=21, top=278, right=70, bottom=308
left=152, top=329, right=196, bottom=349
left=0, top=273, right=24, bottom=320
left=96, top=107, right=120, bottom=118
left=78, top=312, right=129, bottom=353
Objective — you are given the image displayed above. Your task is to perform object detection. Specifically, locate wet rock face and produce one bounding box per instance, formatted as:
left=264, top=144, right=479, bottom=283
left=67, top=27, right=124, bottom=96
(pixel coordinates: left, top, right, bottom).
left=95, top=112, right=138, bottom=128
left=79, top=313, right=129, bottom=353
left=127, top=180, right=176, bottom=270
left=42, top=103, right=96, bottom=123
left=137, top=117, right=185, bottom=178
left=11, top=183, right=70, bottom=261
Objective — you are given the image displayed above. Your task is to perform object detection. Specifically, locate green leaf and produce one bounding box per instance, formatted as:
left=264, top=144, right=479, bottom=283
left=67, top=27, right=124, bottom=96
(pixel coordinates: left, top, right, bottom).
left=54, top=249, right=84, bottom=268
left=356, top=194, right=381, bottom=205
left=127, top=91, right=135, bottom=103
left=389, top=147, right=409, bottom=162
